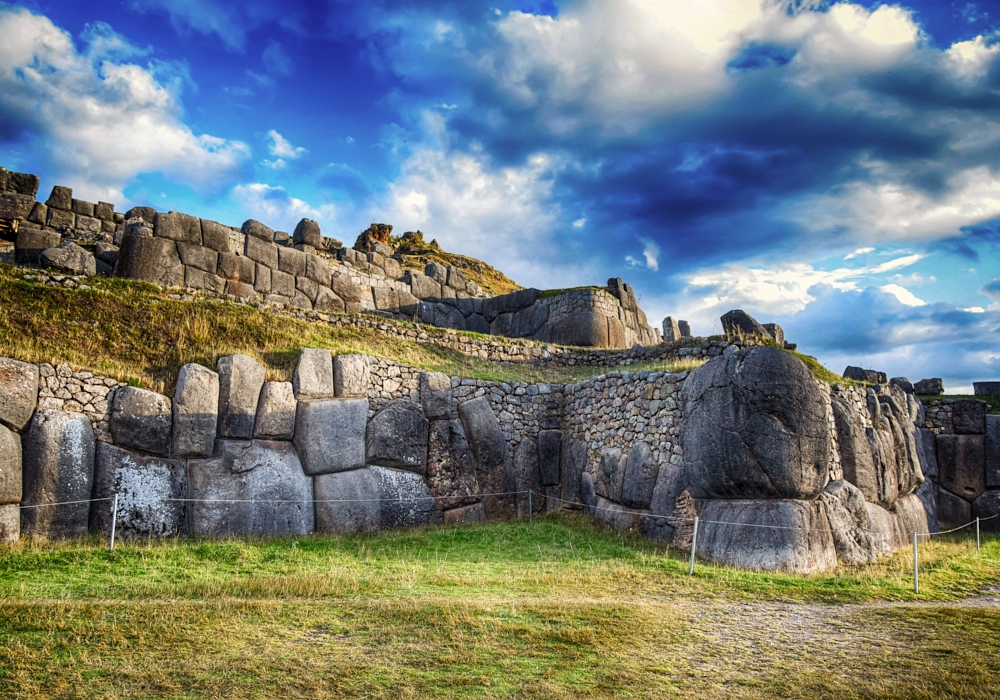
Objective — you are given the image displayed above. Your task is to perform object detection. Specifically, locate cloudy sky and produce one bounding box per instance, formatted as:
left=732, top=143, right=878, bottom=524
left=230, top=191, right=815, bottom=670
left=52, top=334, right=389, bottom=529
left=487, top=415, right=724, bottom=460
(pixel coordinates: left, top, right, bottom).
left=1, top=0, right=999, bottom=391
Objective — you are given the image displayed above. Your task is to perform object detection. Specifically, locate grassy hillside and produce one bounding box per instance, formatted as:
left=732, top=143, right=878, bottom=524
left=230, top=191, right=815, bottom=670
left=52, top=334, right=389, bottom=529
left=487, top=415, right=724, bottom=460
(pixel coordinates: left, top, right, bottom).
left=0, top=514, right=998, bottom=698
left=0, top=266, right=700, bottom=393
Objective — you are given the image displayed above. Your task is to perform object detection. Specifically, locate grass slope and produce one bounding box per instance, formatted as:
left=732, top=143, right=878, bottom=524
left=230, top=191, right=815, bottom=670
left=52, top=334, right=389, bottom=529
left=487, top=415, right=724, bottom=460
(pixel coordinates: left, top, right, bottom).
left=1, top=514, right=998, bottom=698
left=0, top=266, right=702, bottom=393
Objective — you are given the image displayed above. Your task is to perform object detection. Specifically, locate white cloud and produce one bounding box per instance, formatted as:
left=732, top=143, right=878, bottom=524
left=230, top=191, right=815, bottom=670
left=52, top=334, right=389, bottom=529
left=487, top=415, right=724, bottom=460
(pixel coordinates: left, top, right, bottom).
left=0, top=7, right=249, bottom=202
left=572, top=217, right=586, bottom=228
left=878, top=283, right=925, bottom=307
left=639, top=236, right=660, bottom=271
left=232, top=182, right=336, bottom=232
left=262, top=40, right=294, bottom=76
left=843, top=247, right=873, bottom=260
left=262, top=158, right=286, bottom=170
left=267, top=130, right=307, bottom=159
left=944, top=35, right=1000, bottom=82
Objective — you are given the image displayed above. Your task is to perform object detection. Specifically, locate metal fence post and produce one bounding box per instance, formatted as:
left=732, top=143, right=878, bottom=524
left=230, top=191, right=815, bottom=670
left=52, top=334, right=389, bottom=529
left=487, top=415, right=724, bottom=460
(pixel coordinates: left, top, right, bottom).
left=913, top=531, right=919, bottom=594
left=976, top=517, right=981, bottom=553
left=109, top=493, right=119, bottom=552
left=689, top=516, right=699, bottom=576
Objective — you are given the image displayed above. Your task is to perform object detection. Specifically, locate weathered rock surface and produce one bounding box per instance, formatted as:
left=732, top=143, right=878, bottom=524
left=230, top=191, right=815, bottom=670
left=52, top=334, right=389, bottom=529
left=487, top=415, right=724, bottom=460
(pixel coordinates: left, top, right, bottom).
left=720, top=309, right=768, bottom=339
left=937, top=486, right=972, bottom=529
left=366, top=400, right=428, bottom=473
left=917, top=428, right=939, bottom=479
left=0, top=357, right=39, bottom=432
left=334, top=354, right=370, bottom=398
left=444, top=502, right=486, bottom=525
left=419, top=371, right=452, bottom=420
left=952, top=400, right=988, bottom=434
left=0, top=424, right=22, bottom=505
left=580, top=471, right=597, bottom=513
left=188, top=440, right=313, bottom=537
left=695, top=499, right=838, bottom=574
left=91, top=443, right=186, bottom=538
left=513, top=437, right=543, bottom=518
left=15, top=227, right=61, bottom=265
left=662, top=317, right=681, bottom=343
left=294, top=398, right=368, bottom=475
left=41, top=242, right=97, bottom=276
left=820, top=479, right=892, bottom=564
left=914, top=480, right=941, bottom=534
left=110, top=387, right=172, bottom=457
left=253, top=381, right=296, bottom=440
left=537, top=430, right=561, bottom=487
left=425, top=419, right=480, bottom=510
left=621, top=441, right=658, bottom=509
left=20, top=410, right=95, bottom=539
left=560, top=435, right=587, bottom=508
left=458, top=397, right=514, bottom=519
left=294, top=348, right=334, bottom=399
left=217, top=354, right=266, bottom=439
left=892, top=493, right=932, bottom=544
left=987, top=415, right=1000, bottom=489
left=844, top=366, right=887, bottom=384
left=172, top=363, right=219, bottom=458
left=914, top=378, right=944, bottom=395
left=593, top=496, right=645, bottom=533
left=682, top=346, right=830, bottom=500
left=973, top=491, right=1000, bottom=532
left=642, top=462, right=687, bottom=544
left=116, top=235, right=184, bottom=287
left=596, top=448, right=626, bottom=503
left=293, top=219, right=322, bottom=248
left=314, top=466, right=442, bottom=532
left=937, top=434, right=986, bottom=502
left=0, top=504, right=17, bottom=544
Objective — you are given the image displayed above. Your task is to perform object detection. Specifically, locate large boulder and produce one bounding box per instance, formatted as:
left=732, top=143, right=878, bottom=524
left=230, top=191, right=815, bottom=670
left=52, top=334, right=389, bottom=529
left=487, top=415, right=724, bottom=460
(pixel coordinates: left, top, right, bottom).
left=559, top=435, right=588, bottom=508
left=14, top=227, right=61, bottom=265
left=620, top=441, right=659, bottom=509
left=642, top=461, right=687, bottom=544
left=187, top=440, right=313, bottom=537
left=937, top=487, right=972, bottom=530
left=694, top=499, right=838, bottom=574
left=40, top=242, right=97, bottom=276
left=819, top=479, right=892, bottom=564
left=844, top=366, right=888, bottom=384
left=593, top=496, right=645, bottom=534
left=662, top=317, right=681, bottom=343
left=90, top=443, right=186, bottom=538
left=334, top=354, right=370, bottom=398
left=217, top=354, right=266, bottom=439
left=937, top=434, right=986, bottom=502
left=444, top=503, right=486, bottom=525
left=253, top=381, right=296, bottom=440
left=0, top=504, right=17, bottom=544
left=973, top=491, right=1000, bottom=532
left=425, top=419, right=480, bottom=510
left=0, top=424, right=22, bottom=505
left=987, top=415, right=1000, bottom=488
left=314, top=466, right=443, bottom=532
left=0, top=357, right=39, bottom=432
left=110, top=387, right=172, bottom=457
left=952, top=400, right=988, bottom=435
left=116, top=234, right=184, bottom=287
left=537, top=430, right=561, bottom=487
left=366, top=400, right=428, bottom=473
left=917, top=427, right=939, bottom=479
left=293, top=219, right=323, bottom=248
left=294, top=398, right=368, bottom=476
left=458, top=397, right=514, bottom=519
left=914, top=378, right=944, bottom=395
left=419, top=371, right=453, bottom=420
left=892, top=493, right=932, bottom=544
left=20, top=410, right=95, bottom=539
left=293, top=348, right=334, bottom=399
left=763, top=323, right=785, bottom=348
left=681, top=346, right=831, bottom=500
left=172, top=363, right=219, bottom=459
left=512, top=437, right=543, bottom=518
left=720, top=309, right=768, bottom=339
left=596, top=448, right=626, bottom=503
left=914, top=480, right=941, bottom=534
left=543, top=311, right=608, bottom=347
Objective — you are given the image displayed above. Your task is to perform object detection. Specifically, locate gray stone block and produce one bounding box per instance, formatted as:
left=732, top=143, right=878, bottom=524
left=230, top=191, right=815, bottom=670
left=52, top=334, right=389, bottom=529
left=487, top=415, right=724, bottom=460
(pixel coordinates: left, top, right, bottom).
left=373, top=285, right=397, bottom=311
left=125, top=206, right=156, bottom=224
left=580, top=471, right=597, bottom=513
left=914, top=378, right=944, bottom=395
left=20, top=410, right=95, bottom=539
left=90, top=443, right=186, bottom=538
left=188, top=440, right=313, bottom=537
left=0, top=504, right=17, bottom=544
left=315, top=287, right=345, bottom=313
left=937, top=433, right=986, bottom=502
left=0, top=424, right=21, bottom=505
left=424, top=263, right=448, bottom=285
left=513, top=436, right=543, bottom=518
left=763, top=323, right=785, bottom=347
left=47, top=185, right=72, bottom=210
left=7, top=171, right=38, bottom=196
left=217, top=354, right=266, bottom=439
left=593, top=496, right=645, bottom=534
left=116, top=235, right=184, bottom=287
left=444, top=502, right=486, bottom=525
left=271, top=269, right=296, bottom=297
left=537, top=430, right=561, bottom=487
left=973, top=490, right=1000, bottom=532
left=296, top=275, right=319, bottom=301
left=953, top=400, right=988, bottom=434
left=245, top=234, right=279, bottom=269
left=306, top=256, right=332, bottom=287
left=254, top=381, right=296, bottom=440
left=294, top=348, right=334, bottom=399
left=41, top=242, right=97, bottom=276
left=172, top=363, right=219, bottom=459
left=27, top=201, right=47, bottom=225
left=620, top=441, right=659, bottom=509
left=974, top=382, right=1000, bottom=396
left=917, top=427, right=939, bottom=479
left=294, top=398, right=368, bottom=476
left=71, top=199, right=94, bottom=217
left=695, top=499, right=838, bottom=574
left=373, top=465, right=444, bottom=529
left=154, top=211, right=202, bottom=244
left=110, top=387, right=172, bottom=457
left=201, top=219, right=239, bottom=253
left=662, top=317, right=681, bottom=342
left=366, top=400, right=428, bottom=473
left=892, top=493, right=932, bottom=543
left=819, top=479, right=892, bottom=564
left=720, top=309, right=769, bottom=340
left=334, top=354, right=370, bottom=398
left=419, top=371, right=452, bottom=420
left=241, top=219, right=274, bottom=242
left=331, top=273, right=363, bottom=303
left=406, top=270, right=441, bottom=300
left=277, top=246, right=307, bottom=276
left=15, top=227, right=61, bottom=265
left=987, top=415, right=1000, bottom=488
left=560, top=435, right=588, bottom=507
left=682, top=347, right=831, bottom=500
left=184, top=267, right=226, bottom=294
left=314, top=468, right=380, bottom=533
left=937, top=486, right=972, bottom=530
left=458, top=397, right=514, bottom=519
left=95, top=201, right=115, bottom=221
left=45, top=207, right=75, bottom=231
left=642, top=462, right=687, bottom=544
left=293, top=219, right=323, bottom=248
left=176, top=242, right=218, bottom=273
left=0, top=191, right=34, bottom=220
left=426, top=419, right=480, bottom=510
left=0, top=357, right=39, bottom=432
left=596, top=448, right=626, bottom=502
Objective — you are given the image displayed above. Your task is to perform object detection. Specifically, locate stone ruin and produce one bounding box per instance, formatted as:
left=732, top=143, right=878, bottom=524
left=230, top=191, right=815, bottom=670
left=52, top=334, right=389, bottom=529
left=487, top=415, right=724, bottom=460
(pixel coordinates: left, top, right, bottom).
left=0, top=167, right=660, bottom=349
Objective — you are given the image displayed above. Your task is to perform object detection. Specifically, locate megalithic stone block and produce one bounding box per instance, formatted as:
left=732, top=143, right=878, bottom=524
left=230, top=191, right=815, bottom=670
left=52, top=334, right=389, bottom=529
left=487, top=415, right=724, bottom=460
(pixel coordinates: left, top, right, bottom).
left=0, top=357, right=39, bottom=432
left=294, top=398, right=368, bottom=476
left=172, top=363, right=219, bottom=458
left=217, top=354, right=266, bottom=439
left=458, top=396, right=514, bottom=519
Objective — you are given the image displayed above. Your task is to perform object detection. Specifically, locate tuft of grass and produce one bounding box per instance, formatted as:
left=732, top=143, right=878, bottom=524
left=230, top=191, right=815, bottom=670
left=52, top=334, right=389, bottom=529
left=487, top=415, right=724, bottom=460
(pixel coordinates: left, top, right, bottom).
left=1, top=515, right=999, bottom=698
left=790, top=349, right=865, bottom=387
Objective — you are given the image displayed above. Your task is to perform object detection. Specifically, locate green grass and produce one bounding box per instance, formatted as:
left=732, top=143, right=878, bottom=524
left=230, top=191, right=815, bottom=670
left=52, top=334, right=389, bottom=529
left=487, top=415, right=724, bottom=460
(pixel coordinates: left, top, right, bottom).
left=537, top=286, right=604, bottom=301
left=0, top=266, right=697, bottom=394
left=1, top=514, right=999, bottom=698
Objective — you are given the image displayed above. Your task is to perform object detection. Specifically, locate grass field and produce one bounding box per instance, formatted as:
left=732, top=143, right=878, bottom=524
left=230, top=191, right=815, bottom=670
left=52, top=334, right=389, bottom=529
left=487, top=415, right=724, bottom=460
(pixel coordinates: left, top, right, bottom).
left=1, top=514, right=998, bottom=698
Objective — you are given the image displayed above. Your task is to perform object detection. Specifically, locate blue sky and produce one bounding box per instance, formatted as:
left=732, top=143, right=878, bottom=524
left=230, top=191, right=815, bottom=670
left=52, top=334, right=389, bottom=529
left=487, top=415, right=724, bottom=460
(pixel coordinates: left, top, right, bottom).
left=1, top=0, right=999, bottom=391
